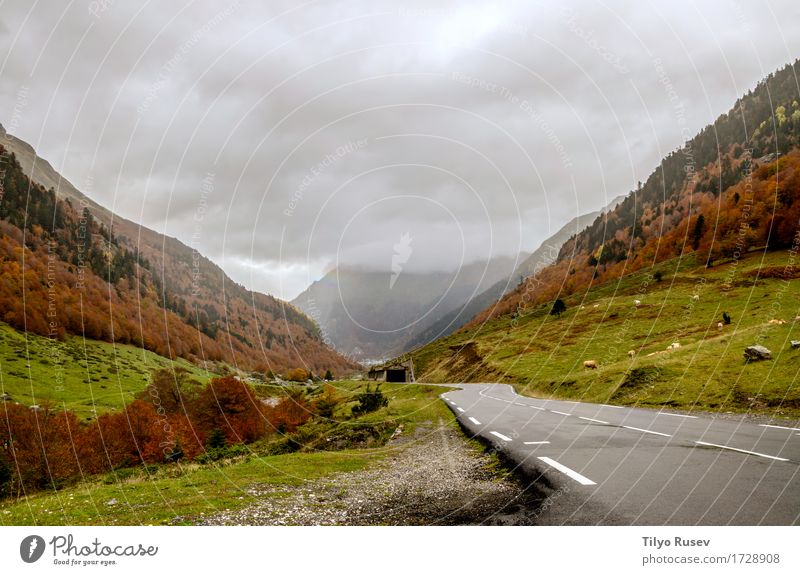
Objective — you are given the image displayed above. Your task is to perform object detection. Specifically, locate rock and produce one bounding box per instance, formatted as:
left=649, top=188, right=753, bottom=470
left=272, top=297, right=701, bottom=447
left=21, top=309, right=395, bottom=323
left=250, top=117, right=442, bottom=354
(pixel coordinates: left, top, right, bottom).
left=791, top=341, right=800, bottom=350
left=106, top=498, right=118, bottom=506
left=744, top=345, right=772, bottom=361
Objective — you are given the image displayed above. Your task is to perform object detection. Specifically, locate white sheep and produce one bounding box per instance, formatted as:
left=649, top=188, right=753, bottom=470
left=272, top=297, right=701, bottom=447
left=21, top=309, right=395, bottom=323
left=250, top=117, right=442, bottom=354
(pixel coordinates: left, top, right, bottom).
left=634, top=299, right=642, bottom=307
left=627, top=350, right=636, bottom=358
left=717, top=322, right=724, bottom=331
left=667, top=342, right=681, bottom=350
left=692, top=294, right=700, bottom=302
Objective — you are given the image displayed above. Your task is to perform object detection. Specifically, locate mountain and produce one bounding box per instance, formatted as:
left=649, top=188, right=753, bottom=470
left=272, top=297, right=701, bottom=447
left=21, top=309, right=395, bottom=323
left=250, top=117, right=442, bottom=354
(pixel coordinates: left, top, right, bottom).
left=404, top=194, right=626, bottom=350
left=411, top=59, right=800, bottom=386
left=463, top=60, right=800, bottom=327
left=0, top=124, right=357, bottom=375
left=291, top=256, right=524, bottom=361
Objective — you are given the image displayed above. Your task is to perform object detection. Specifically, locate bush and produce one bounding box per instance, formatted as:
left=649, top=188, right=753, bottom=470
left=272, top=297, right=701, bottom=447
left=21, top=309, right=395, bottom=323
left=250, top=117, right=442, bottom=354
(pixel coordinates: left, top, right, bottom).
left=314, top=384, right=341, bottom=419
left=284, top=368, right=311, bottom=382
left=351, top=384, right=389, bottom=416
left=550, top=299, right=566, bottom=318
left=654, top=271, right=663, bottom=282
left=324, top=369, right=334, bottom=381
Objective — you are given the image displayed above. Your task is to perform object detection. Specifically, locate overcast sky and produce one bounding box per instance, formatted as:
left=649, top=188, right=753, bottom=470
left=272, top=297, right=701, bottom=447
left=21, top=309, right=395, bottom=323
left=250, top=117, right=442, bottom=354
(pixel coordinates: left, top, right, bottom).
left=2, top=0, right=799, bottom=299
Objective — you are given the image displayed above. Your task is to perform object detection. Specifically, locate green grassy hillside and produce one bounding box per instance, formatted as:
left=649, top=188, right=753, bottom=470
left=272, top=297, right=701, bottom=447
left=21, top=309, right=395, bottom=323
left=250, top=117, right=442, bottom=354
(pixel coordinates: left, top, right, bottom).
left=411, top=250, right=800, bottom=417
left=0, top=323, right=213, bottom=420
left=0, top=382, right=453, bottom=525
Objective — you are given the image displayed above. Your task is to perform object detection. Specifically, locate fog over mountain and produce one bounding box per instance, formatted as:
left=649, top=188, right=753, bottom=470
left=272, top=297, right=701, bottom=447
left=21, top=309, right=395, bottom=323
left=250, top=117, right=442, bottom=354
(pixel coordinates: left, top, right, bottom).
left=2, top=0, right=799, bottom=300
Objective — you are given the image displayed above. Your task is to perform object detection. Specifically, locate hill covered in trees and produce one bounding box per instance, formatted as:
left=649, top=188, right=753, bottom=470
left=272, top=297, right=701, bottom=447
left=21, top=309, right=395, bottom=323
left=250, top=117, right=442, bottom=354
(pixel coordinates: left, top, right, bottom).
left=0, top=127, right=356, bottom=375
left=409, top=60, right=800, bottom=410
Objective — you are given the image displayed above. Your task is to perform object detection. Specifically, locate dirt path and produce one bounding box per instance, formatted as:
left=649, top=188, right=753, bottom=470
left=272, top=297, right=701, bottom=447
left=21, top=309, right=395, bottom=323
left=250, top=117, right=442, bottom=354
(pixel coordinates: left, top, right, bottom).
left=197, top=420, right=541, bottom=525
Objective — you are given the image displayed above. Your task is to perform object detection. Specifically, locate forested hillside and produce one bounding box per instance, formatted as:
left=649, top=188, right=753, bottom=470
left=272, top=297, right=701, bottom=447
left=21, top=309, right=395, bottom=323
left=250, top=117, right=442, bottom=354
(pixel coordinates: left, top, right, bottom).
left=0, top=137, right=356, bottom=374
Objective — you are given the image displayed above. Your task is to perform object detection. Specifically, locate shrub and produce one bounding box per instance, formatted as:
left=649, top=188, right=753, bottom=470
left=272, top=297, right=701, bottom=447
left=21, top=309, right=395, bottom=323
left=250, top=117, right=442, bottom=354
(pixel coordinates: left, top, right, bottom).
left=653, top=271, right=663, bottom=282
left=351, top=384, right=389, bottom=416
left=324, top=369, right=334, bottom=381
left=192, top=376, right=267, bottom=444
left=550, top=299, right=566, bottom=318
left=314, top=384, right=341, bottom=419
left=284, top=368, right=311, bottom=382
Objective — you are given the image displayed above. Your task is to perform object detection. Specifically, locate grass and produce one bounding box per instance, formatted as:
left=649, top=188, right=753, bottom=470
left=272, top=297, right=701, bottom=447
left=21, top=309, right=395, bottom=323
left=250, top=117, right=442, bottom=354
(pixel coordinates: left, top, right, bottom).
left=0, top=323, right=214, bottom=420
left=0, top=381, right=456, bottom=525
left=412, top=250, right=800, bottom=417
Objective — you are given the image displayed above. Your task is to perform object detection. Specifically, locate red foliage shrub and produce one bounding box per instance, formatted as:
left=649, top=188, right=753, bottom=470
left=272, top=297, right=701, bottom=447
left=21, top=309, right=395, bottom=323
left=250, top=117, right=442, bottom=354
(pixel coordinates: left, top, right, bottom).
left=191, top=376, right=267, bottom=445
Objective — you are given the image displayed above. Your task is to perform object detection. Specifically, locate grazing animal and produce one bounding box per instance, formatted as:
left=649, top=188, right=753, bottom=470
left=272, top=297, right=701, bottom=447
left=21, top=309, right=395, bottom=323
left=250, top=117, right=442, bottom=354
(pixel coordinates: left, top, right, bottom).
left=583, top=360, right=598, bottom=369
left=667, top=342, right=681, bottom=350
left=627, top=350, right=636, bottom=358
left=717, top=322, right=724, bottom=331
left=768, top=319, right=786, bottom=325
left=593, top=304, right=600, bottom=308
left=692, top=294, right=700, bottom=302
left=634, top=299, right=641, bottom=307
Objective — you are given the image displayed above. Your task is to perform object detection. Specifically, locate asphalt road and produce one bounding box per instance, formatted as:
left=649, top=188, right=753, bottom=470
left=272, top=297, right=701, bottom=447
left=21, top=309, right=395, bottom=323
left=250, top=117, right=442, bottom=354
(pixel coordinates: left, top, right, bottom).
left=441, top=383, right=800, bottom=525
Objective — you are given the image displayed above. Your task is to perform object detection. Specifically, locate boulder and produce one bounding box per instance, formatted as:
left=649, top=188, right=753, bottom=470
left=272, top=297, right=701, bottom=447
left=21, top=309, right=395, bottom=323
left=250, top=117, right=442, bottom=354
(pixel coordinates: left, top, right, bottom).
left=744, top=345, right=772, bottom=361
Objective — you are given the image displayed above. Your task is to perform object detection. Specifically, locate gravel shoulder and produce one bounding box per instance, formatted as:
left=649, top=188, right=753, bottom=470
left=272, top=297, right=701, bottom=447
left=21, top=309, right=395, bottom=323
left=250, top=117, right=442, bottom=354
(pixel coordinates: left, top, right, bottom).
left=197, top=419, right=541, bottom=526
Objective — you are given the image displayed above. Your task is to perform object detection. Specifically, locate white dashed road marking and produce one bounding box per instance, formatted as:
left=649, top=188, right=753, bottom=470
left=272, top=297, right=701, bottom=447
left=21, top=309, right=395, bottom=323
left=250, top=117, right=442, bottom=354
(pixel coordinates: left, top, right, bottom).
left=760, top=424, right=800, bottom=432
left=601, top=404, right=624, bottom=409
left=456, top=407, right=465, bottom=412
left=524, top=441, right=550, bottom=445
left=538, top=456, right=596, bottom=486
left=579, top=416, right=609, bottom=425
left=695, top=441, right=789, bottom=462
left=657, top=412, right=697, bottom=419
left=468, top=417, right=481, bottom=425
left=490, top=431, right=512, bottom=442
left=551, top=410, right=571, bottom=416
left=623, top=425, right=671, bottom=437
left=530, top=406, right=545, bottom=411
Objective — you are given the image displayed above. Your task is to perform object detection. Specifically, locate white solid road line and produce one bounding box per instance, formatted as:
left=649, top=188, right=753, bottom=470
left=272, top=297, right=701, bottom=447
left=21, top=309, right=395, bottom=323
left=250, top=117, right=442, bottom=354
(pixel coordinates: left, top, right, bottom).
left=657, top=412, right=697, bottom=419
left=623, top=425, right=671, bottom=437
left=538, top=457, right=596, bottom=486
left=456, top=407, right=465, bottom=412
left=551, top=410, right=571, bottom=416
left=489, top=431, right=513, bottom=442
left=695, top=441, right=790, bottom=462
left=579, top=416, right=609, bottom=424
left=468, top=417, right=482, bottom=425
left=601, top=404, right=624, bottom=409
left=524, top=441, right=550, bottom=445
left=760, top=424, right=800, bottom=432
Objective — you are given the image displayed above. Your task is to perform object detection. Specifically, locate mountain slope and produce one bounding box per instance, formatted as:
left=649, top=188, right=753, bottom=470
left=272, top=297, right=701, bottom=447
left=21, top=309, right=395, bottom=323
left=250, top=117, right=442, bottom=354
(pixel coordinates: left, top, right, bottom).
left=406, top=194, right=626, bottom=350
left=0, top=125, right=356, bottom=375
left=410, top=60, right=800, bottom=402
left=291, top=256, right=523, bottom=360
left=464, top=59, right=800, bottom=327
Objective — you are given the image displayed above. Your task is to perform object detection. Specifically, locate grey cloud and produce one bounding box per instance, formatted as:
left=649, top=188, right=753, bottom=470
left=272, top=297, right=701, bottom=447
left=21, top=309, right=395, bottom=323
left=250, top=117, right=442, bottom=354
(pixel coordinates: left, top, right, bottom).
left=2, top=0, right=799, bottom=300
